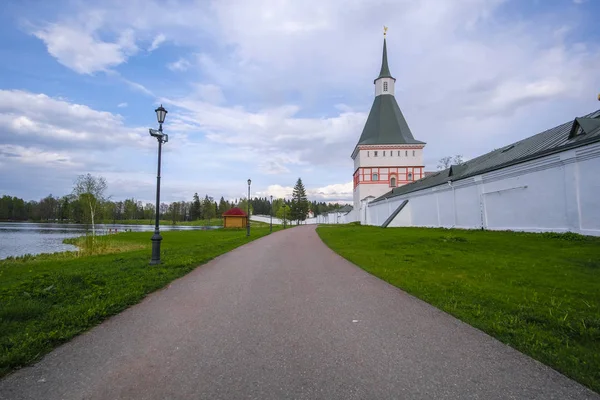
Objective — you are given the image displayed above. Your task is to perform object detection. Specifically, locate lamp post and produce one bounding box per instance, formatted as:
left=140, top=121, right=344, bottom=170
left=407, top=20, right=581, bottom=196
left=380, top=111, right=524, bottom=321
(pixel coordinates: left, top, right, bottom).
left=149, top=104, right=168, bottom=265
left=247, top=179, right=251, bottom=237
left=283, top=203, right=287, bottom=229
left=270, top=195, right=273, bottom=232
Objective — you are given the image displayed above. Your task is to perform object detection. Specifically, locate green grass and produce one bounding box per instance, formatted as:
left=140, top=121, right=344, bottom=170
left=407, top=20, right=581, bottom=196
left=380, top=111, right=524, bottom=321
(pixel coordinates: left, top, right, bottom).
left=0, top=226, right=278, bottom=377
left=98, top=218, right=270, bottom=227
left=317, top=225, right=600, bottom=393
left=98, top=218, right=224, bottom=226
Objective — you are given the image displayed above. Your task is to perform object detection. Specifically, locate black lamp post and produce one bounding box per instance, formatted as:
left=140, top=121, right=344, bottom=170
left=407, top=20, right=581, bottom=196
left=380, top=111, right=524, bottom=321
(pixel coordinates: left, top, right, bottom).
left=270, top=195, right=273, bottom=233
left=149, top=104, right=168, bottom=265
left=283, top=203, right=287, bottom=229
left=247, top=179, right=251, bottom=237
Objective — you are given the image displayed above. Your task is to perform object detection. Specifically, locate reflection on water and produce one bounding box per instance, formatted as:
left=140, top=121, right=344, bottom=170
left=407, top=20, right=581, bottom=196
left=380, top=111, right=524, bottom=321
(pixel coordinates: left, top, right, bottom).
left=0, top=222, right=220, bottom=260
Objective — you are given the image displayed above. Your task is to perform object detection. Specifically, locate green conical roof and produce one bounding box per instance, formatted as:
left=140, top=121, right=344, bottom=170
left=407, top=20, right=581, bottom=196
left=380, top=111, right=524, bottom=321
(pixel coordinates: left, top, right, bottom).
left=355, top=95, right=425, bottom=146
left=376, top=38, right=394, bottom=81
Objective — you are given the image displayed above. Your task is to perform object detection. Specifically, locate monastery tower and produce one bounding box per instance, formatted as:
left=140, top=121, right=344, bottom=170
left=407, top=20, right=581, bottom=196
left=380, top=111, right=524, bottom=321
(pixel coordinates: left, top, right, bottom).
left=351, top=28, right=426, bottom=215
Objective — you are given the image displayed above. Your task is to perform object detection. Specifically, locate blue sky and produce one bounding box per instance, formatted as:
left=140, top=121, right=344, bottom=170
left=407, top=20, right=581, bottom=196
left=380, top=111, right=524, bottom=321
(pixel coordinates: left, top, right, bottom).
left=1, top=0, right=599, bottom=204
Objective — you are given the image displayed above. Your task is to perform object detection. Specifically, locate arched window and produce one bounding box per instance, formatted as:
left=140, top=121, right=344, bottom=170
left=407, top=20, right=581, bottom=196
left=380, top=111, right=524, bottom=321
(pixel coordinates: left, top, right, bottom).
left=390, top=176, right=397, bottom=187
left=408, top=172, right=413, bottom=181
left=413, top=150, right=415, bottom=156
left=372, top=173, right=379, bottom=181
left=383, top=81, right=388, bottom=92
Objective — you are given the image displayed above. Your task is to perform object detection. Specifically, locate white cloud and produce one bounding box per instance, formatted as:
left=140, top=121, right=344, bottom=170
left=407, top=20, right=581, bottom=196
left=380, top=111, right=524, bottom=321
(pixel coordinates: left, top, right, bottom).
left=257, top=182, right=353, bottom=203
left=117, top=102, right=128, bottom=108
left=0, top=90, right=149, bottom=151
left=0, top=144, right=79, bottom=167
left=32, top=21, right=138, bottom=74
left=148, top=33, right=166, bottom=51
left=167, top=57, right=192, bottom=71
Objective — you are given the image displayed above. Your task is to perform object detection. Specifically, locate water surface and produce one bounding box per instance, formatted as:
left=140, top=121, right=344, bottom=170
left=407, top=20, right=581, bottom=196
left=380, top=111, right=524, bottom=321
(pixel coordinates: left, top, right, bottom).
left=0, top=222, right=220, bottom=260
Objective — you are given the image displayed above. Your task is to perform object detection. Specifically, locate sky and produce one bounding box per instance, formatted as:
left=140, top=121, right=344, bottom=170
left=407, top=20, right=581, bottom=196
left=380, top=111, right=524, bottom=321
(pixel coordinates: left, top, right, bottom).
left=0, top=0, right=599, bottom=205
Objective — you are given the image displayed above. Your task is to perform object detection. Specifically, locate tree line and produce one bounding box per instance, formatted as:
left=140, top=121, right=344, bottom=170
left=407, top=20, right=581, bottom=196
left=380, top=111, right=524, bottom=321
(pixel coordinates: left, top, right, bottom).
left=1, top=176, right=347, bottom=224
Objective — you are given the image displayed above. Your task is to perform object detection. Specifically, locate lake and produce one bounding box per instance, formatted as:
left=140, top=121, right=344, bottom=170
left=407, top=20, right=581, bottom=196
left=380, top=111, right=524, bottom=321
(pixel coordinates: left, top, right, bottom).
left=0, top=222, right=221, bottom=260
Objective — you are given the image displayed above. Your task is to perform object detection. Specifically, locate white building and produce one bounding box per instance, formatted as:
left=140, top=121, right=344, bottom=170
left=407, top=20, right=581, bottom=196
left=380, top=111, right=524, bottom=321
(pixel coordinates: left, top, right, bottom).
left=345, top=32, right=600, bottom=236
left=364, top=110, right=600, bottom=236
left=351, top=33, right=426, bottom=220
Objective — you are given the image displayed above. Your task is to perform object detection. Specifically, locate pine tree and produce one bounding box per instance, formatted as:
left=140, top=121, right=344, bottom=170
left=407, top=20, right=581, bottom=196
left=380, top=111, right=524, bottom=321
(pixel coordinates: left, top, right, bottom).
left=291, top=178, right=309, bottom=224
left=191, top=193, right=201, bottom=221
left=218, top=196, right=229, bottom=217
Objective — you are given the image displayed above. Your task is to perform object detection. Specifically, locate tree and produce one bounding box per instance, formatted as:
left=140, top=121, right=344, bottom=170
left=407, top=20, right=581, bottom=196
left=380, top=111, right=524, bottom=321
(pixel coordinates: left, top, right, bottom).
left=437, top=155, right=464, bottom=170
left=73, top=174, right=107, bottom=236
left=236, top=198, right=252, bottom=216
left=217, top=196, right=230, bottom=217
left=290, top=178, right=309, bottom=224
left=191, top=193, right=201, bottom=221
left=275, top=203, right=290, bottom=225
left=202, top=195, right=216, bottom=220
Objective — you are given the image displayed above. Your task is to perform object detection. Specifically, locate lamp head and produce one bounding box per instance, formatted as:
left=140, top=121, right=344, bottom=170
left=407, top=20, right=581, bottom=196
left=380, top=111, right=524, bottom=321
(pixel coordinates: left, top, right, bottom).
left=155, top=104, right=168, bottom=124
left=247, top=178, right=251, bottom=186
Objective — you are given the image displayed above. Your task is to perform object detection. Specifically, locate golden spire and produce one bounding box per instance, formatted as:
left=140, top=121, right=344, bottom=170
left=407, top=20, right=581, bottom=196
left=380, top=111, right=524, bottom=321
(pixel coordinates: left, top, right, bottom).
left=384, top=26, right=388, bottom=36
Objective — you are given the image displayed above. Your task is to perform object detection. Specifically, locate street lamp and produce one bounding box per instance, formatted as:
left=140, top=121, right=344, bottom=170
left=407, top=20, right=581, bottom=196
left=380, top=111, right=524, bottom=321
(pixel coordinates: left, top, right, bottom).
left=270, top=195, right=273, bottom=233
left=247, top=179, right=251, bottom=237
left=282, top=202, right=287, bottom=229
left=149, top=104, right=168, bottom=265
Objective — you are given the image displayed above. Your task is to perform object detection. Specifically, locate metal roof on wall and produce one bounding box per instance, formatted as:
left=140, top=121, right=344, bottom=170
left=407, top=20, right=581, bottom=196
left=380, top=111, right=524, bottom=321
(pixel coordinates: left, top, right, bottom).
left=371, top=109, right=600, bottom=204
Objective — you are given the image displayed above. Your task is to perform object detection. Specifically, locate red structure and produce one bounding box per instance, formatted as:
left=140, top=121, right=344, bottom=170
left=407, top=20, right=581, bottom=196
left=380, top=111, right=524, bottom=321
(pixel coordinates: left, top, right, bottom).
left=222, top=207, right=248, bottom=228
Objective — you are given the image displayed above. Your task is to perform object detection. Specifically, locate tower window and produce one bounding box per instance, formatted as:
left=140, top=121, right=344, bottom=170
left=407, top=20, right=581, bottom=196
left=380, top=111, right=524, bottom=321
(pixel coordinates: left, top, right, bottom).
left=383, top=81, right=388, bottom=92
left=372, top=173, right=379, bottom=181
left=405, top=151, right=408, bottom=156
left=374, top=151, right=378, bottom=157
left=413, top=150, right=415, bottom=156
left=398, top=151, right=400, bottom=156
left=390, top=177, right=397, bottom=187
left=383, top=151, right=386, bottom=156
left=367, top=151, right=370, bottom=157
left=408, top=172, right=413, bottom=181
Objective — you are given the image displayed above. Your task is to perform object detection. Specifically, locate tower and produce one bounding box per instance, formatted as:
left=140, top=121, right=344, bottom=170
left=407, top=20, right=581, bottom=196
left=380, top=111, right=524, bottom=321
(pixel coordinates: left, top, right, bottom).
left=351, top=28, right=426, bottom=220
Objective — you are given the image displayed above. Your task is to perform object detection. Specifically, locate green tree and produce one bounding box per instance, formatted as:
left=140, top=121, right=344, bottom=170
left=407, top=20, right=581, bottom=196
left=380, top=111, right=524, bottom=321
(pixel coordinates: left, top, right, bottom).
left=290, top=178, right=309, bottom=224
left=275, top=202, right=290, bottom=225
left=218, top=196, right=230, bottom=217
left=191, top=193, right=201, bottom=221
left=73, top=173, right=108, bottom=235
left=236, top=198, right=253, bottom=216
left=202, top=195, right=215, bottom=220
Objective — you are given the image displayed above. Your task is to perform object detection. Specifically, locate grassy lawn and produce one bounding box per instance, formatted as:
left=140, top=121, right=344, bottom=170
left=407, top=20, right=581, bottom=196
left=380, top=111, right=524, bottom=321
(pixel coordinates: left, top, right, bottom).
left=98, top=219, right=269, bottom=227
left=98, top=218, right=224, bottom=226
left=317, top=225, right=600, bottom=393
left=0, top=226, right=278, bottom=378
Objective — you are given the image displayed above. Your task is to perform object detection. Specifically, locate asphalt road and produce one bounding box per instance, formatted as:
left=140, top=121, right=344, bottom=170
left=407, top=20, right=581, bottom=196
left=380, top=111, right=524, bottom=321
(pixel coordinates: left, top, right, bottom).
left=1, top=225, right=598, bottom=400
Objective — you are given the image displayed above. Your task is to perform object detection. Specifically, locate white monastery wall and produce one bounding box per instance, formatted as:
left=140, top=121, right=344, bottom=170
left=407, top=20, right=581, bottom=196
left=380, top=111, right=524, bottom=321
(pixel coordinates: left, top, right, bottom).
left=363, top=142, right=600, bottom=236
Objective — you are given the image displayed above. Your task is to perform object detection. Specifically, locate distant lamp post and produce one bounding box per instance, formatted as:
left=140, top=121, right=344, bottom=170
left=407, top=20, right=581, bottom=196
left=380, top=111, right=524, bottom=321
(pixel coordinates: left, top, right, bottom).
left=149, top=104, right=169, bottom=265
left=282, top=203, right=287, bottom=229
left=247, top=179, right=251, bottom=237
left=270, top=195, right=273, bottom=232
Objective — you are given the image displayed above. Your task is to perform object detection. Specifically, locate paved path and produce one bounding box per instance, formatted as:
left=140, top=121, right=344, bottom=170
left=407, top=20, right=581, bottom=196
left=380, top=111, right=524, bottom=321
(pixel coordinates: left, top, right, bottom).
left=1, top=226, right=598, bottom=400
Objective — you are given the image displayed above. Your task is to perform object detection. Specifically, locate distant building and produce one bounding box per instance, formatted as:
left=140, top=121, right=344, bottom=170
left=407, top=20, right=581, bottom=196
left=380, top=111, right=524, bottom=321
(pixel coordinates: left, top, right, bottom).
left=351, top=32, right=426, bottom=221
left=365, top=109, right=600, bottom=236
left=222, top=207, right=248, bottom=228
